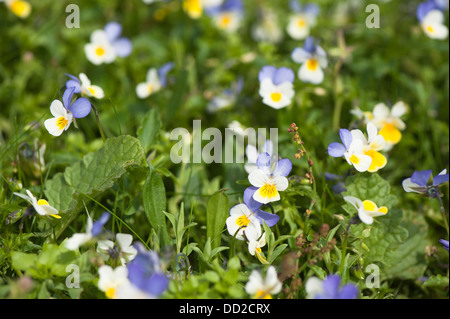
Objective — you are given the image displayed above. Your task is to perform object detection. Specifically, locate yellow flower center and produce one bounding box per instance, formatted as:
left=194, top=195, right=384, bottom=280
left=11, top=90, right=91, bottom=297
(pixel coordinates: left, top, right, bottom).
left=254, top=290, right=272, bottom=299
left=306, top=59, right=319, bottom=71
left=379, top=123, right=401, bottom=145
left=236, top=215, right=250, bottom=227
left=297, top=18, right=306, bottom=28
left=37, top=199, right=49, bottom=206
left=56, top=117, right=68, bottom=130
left=219, top=13, right=232, bottom=28
left=10, top=1, right=31, bottom=18
left=147, top=84, right=154, bottom=94
left=88, top=87, right=96, bottom=96
left=259, top=183, right=278, bottom=199
left=96, top=46, right=106, bottom=57
left=270, top=93, right=282, bottom=102
left=426, top=25, right=435, bottom=33
left=349, top=155, right=360, bottom=165
left=105, top=287, right=116, bottom=299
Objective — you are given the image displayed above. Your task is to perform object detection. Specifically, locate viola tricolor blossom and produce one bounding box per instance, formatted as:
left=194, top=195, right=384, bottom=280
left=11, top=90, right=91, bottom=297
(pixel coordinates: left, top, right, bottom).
left=286, top=0, right=319, bottom=40
left=226, top=202, right=261, bottom=241
left=245, top=266, right=282, bottom=299
left=13, top=189, right=61, bottom=219
left=292, top=36, right=327, bottom=84
left=66, top=73, right=105, bottom=99
left=248, top=152, right=292, bottom=204
left=44, top=87, right=91, bottom=136
left=328, top=122, right=387, bottom=173
left=97, top=233, right=138, bottom=266
left=97, top=265, right=130, bottom=299
left=136, top=62, right=174, bottom=99
left=417, top=0, right=449, bottom=39
left=245, top=139, right=277, bottom=174
left=206, top=77, right=243, bottom=113
left=207, top=0, right=244, bottom=33
left=2, top=0, right=31, bottom=18
left=65, top=212, right=111, bottom=250
left=402, top=169, right=449, bottom=197
left=246, top=227, right=268, bottom=264
left=85, top=22, right=132, bottom=65
left=439, top=239, right=449, bottom=251
left=258, top=66, right=295, bottom=109
left=344, top=196, right=388, bottom=225
left=305, top=275, right=358, bottom=299
left=369, top=101, right=407, bottom=150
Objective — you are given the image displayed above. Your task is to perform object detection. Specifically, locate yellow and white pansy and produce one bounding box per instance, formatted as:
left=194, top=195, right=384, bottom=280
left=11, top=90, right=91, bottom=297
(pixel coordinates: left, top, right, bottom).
left=2, top=0, right=31, bottom=19
left=13, top=189, right=61, bottom=219
left=136, top=68, right=162, bottom=99
left=286, top=12, right=317, bottom=40
left=245, top=266, right=282, bottom=299
left=213, top=10, right=242, bottom=32
left=420, top=9, right=448, bottom=40
left=44, top=99, right=73, bottom=137
left=246, top=226, right=268, bottom=264
left=258, top=66, right=295, bottom=110
left=344, top=196, right=388, bottom=225
left=248, top=152, right=292, bottom=204
left=97, top=265, right=130, bottom=299
left=350, top=122, right=387, bottom=173
left=84, top=30, right=117, bottom=65
left=291, top=36, right=328, bottom=85
left=78, top=73, right=105, bottom=99
left=226, top=203, right=261, bottom=241
left=370, top=101, right=407, bottom=150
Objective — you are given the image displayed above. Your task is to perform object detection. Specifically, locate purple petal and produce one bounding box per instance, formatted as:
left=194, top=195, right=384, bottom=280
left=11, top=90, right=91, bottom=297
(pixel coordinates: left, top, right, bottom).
left=243, top=187, right=262, bottom=211
left=234, top=76, right=244, bottom=94
left=91, top=212, right=110, bottom=237
left=417, top=1, right=437, bottom=22
left=256, top=152, right=272, bottom=171
left=327, top=142, right=346, bottom=157
left=143, top=273, right=170, bottom=297
left=272, top=158, right=292, bottom=177
left=322, top=275, right=341, bottom=297
left=411, top=170, right=432, bottom=187
left=338, top=284, right=358, bottom=299
left=303, top=36, right=316, bottom=53
left=69, top=97, right=91, bottom=118
left=255, top=209, right=280, bottom=227
left=63, top=87, right=76, bottom=110
left=433, top=172, right=449, bottom=186
left=104, top=22, right=122, bottom=42
left=304, top=3, right=320, bottom=15
left=439, top=239, right=449, bottom=251
left=339, top=129, right=352, bottom=150
left=289, top=0, right=302, bottom=12
left=273, top=67, right=295, bottom=85
left=66, top=80, right=82, bottom=94
left=158, top=62, right=174, bottom=87
left=113, top=38, right=132, bottom=57
left=223, top=0, right=243, bottom=12
left=259, top=66, right=277, bottom=83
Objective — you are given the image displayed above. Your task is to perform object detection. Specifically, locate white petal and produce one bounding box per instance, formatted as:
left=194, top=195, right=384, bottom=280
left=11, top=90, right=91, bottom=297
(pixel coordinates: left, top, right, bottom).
left=391, top=101, right=407, bottom=118
left=402, top=178, right=422, bottom=193
left=305, top=277, right=324, bottom=299
left=136, top=82, right=150, bottom=99
left=65, top=233, right=92, bottom=250
left=44, top=118, right=65, bottom=136
left=358, top=209, right=374, bottom=225
left=272, top=176, right=289, bottom=191
left=79, top=73, right=91, bottom=87
left=87, top=85, right=104, bottom=99
left=344, top=196, right=363, bottom=211
left=50, top=100, right=67, bottom=118
left=248, top=169, right=269, bottom=187
left=298, top=63, right=324, bottom=84
left=352, top=154, right=373, bottom=172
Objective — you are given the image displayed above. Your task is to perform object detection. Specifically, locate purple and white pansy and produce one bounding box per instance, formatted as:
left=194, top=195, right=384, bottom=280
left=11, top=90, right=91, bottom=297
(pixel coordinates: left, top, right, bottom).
left=258, top=65, right=295, bottom=109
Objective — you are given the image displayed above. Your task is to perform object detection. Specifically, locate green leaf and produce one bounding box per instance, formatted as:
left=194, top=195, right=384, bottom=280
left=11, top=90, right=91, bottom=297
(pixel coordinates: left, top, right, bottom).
left=143, top=162, right=170, bottom=246
left=206, top=190, right=229, bottom=251
left=45, top=135, right=147, bottom=238
left=137, top=108, right=162, bottom=153
left=423, top=275, right=449, bottom=288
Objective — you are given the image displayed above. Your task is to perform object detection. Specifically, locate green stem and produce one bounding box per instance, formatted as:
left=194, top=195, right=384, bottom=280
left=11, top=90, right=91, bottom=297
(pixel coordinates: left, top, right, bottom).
left=91, top=104, right=106, bottom=142
left=437, top=195, right=449, bottom=236
left=339, top=230, right=349, bottom=275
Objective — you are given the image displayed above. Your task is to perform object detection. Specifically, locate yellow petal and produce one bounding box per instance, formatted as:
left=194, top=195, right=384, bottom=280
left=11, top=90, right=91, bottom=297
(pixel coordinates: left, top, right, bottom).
left=9, top=0, right=31, bottom=19
left=379, top=123, right=402, bottom=145
left=365, top=149, right=387, bottom=172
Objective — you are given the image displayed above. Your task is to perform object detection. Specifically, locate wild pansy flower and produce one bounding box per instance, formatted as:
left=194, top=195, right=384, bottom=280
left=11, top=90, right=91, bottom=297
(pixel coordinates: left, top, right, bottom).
left=402, top=169, right=449, bottom=197
left=2, top=0, right=31, bottom=19
left=66, top=73, right=105, bottom=99
left=98, top=265, right=130, bottom=299
left=97, top=233, right=138, bottom=266
left=245, top=139, right=277, bottom=174
left=226, top=203, right=261, bottom=241
left=369, top=101, right=407, bottom=150
left=13, top=189, right=61, bottom=219
left=350, top=122, right=387, bottom=173
left=245, top=266, right=282, bottom=299
left=417, top=0, right=449, bottom=39
left=207, top=0, right=243, bottom=33
left=439, top=239, right=449, bottom=251
left=248, top=152, right=292, bottom=204
left=327, top=128, right=372, bottom=172
left=292, top=36, right=328, bottom=84
left=258, top=66, right=295, bottom=109
left=44, top=87, right=91, bottom=136
left=125, top=243, right=169, bottom=298
left=306, top=275, right=358, bottom=299
left=251, top=9, right=283, bottom=44
left=344, top=196, right=388, bottom=225
left=245, top=226, right=268, bottom=264
left=206, top=77, right=243, bottom=113
left=136, top=62, right=174, bottom=99
left=286, top=0, right=319, bottom=40
left=65, top=212, right=111, bottom=250
left=85, top=22, right=132, bottom=65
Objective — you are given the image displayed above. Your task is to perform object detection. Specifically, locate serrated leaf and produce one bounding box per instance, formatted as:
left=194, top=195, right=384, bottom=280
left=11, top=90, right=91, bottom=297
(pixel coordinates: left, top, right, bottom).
left=206, top=190, right=229, bottom=251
